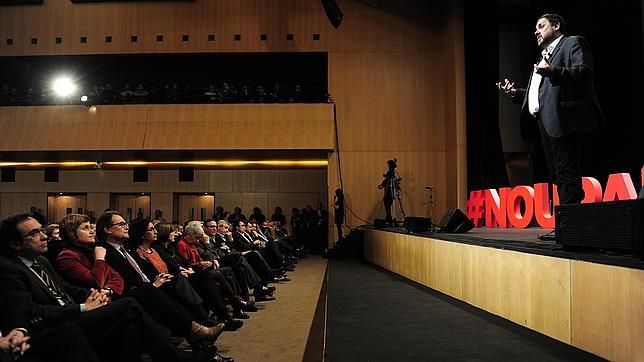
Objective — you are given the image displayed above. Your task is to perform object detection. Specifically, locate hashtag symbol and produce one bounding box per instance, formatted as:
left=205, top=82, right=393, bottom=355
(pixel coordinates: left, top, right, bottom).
left=466, top=190, right=485, bottom=227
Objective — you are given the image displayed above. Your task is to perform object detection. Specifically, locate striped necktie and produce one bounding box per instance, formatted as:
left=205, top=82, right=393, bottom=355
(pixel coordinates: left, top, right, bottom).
left=120, top=246, right=150, bottom=283
left=31, top=260, right=74, bottom=304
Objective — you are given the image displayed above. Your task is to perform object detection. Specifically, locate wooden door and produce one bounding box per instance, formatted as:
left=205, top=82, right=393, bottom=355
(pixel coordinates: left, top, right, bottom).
left=176, top=194, right=214, bottom=224
left=48, top=194, right=87, bottom=222
left=111, top=194, right=151, bottom=222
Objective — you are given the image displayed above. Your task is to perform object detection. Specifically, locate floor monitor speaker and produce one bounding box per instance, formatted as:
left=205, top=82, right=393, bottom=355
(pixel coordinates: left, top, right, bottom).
left=437, top=208, right=474, bottom=233
left=373, top=218, right=388, bottom=228
left=403, top=216, right=432, bottom=233
left=556, top=199, right=643, bottom=256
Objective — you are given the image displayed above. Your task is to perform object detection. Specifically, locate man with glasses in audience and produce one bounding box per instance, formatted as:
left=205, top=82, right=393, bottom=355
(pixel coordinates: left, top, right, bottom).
left=95, top=211, right=233, bottom=362
left=231, top=220, right=276, bottom=301
left=0, top=213, right=210, bottom=362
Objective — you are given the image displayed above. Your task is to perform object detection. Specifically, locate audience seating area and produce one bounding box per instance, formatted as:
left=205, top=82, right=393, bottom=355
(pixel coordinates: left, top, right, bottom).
left=0, top=204, right=330, bottom=362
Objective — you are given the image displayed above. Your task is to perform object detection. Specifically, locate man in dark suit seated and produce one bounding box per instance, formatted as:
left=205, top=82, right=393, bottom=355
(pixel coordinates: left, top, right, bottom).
left=0, top=213, right=212, bottom=362
left=0, top=297, right=99, bottom=362
left=93, top=211, right=231, bottom=359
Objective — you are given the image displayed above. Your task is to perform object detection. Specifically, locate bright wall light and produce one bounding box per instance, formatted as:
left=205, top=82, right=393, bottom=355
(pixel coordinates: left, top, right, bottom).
left=0, top=160, right=328, bottom=168
left=52, top=77, right=76, bottom=97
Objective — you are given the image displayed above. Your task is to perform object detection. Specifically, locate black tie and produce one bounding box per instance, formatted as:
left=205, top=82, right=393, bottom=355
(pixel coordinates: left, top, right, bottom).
left=31, top=261, right=73, bottom=304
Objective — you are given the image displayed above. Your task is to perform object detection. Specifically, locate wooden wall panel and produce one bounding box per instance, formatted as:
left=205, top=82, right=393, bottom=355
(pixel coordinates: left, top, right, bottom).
left=0, top=192, right=47, bottom=220
left=0, top=104, right=334, bottom=152
left=328, top=151, right=447, bottom=225
left=364, top=230, right=572, bottom=345
left=571, top=261, right=644, bottom=361
left=1, top=0, right=467, bottom=240
left=368, top=229, right=644, bottom=360
left=87, top=192, right=110, bottom=217
left=150, top=192, right=173, bottom=221
left=0, top=169, right=326, bottom=224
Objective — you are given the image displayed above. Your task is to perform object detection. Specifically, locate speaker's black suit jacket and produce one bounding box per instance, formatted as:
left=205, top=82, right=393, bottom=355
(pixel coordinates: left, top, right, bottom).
left=515, top=35, right=604, bottom=139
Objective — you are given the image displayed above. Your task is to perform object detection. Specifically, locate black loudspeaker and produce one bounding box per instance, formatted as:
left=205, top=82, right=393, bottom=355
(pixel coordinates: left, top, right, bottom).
left=373, top=218, right=388, bottom=228
left=179, top=167, right=194, bottom=182
left=1, top=167, right=15, bottom=182
left=44, top=167, right=59, bottom=182
left=556, top=199, right=643, bottom=256
left=437, top=208, right=474, bottom=233
left=321, top=0, right=343, bottom=28
left=404, top=216, right=432, bottom=233
left=133, top=167, right=148, bottom=182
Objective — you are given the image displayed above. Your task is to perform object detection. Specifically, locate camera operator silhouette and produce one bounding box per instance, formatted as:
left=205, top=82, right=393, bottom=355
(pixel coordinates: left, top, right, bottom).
left=378, top=158, right=403, bottom=225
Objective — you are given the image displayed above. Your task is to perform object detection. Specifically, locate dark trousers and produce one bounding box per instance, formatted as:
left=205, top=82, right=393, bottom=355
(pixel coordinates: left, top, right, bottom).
left=538, top=119, right=584, bottom=204
left=160, top=275, right=209, bottom=324
left=242, top=250, right=271, bottom=288
left=125, top=283, right=193, bottom=336
left=75, top=297, right=186, bottom=362
left=17, top=324, right=100, bottom=362
left=219, top=253, right=257, bottom=297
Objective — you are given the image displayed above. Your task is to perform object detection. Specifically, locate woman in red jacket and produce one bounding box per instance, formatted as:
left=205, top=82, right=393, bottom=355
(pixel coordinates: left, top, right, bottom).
left=56, top=213, right=124, bottom=295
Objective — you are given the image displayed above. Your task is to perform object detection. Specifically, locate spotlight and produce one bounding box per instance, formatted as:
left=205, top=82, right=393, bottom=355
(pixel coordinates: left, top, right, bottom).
left=52, top=77, right=76, bottom=97
left=80, top=95, right=88, bottom=102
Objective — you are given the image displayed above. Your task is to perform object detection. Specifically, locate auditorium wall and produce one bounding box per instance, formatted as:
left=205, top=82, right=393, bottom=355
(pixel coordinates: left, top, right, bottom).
left=0, top=169, right=327, bottom=224
left=0, top=0, right=467, bottom=240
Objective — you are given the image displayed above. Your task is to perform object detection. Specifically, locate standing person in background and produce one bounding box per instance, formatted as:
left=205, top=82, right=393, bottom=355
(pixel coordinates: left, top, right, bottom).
left=271, top=207, right=286, bottom=227
left=315, top=202, right=328, bottom=254
left=333, top=189, right=345, bottom=243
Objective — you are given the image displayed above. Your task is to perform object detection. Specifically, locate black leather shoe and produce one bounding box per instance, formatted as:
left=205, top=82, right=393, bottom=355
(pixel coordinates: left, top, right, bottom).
left=242, top=303, right=259, bottom=312
left=224, top=319, right=243, bottom=331
left=211, top=354, right=234, bottom=362
left=239, top=299, right=255, bottom=308
left=254, top=294, right=276, bottom=302
left=537, top=229, right=556, bottom=241
left=264, top=285, right=276, bottom=293
left=232, top=309, right=250, bottom=319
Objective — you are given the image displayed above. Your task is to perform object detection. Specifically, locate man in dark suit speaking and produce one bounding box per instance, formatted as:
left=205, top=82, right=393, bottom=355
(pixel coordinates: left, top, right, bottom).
left=497, top=13, right=603, bottom=205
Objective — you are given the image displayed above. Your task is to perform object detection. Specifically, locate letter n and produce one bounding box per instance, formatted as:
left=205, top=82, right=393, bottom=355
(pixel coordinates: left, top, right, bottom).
left=485, top=188, right=510, bottom=228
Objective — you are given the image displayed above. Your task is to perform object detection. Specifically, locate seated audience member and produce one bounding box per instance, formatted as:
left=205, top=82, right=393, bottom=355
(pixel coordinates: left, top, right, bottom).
left=204, top=85, right=222, bottom=102
left=211, top=220, right=263, bottom=301
left=56, top=214, right=124, bottom=294
left=57, top=214, right=230, bottom=359
left=44, top=223, right=64, bottom=267
left=194, top=226, right=251, bottom=310
left=133, top=84, right=149, bottom=102
left=0, top=296, right=100, bottom=362
left=230, top=220, right=277, bottom=301
left=204, top=220, right=258, bottom=300
left=173, top=222, right=250, bottom=322
left=0, top=213, right=210, bottom=362
left=94, top=212, right=230, bottom=355
left=246, top=220, right=290, bottom=282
